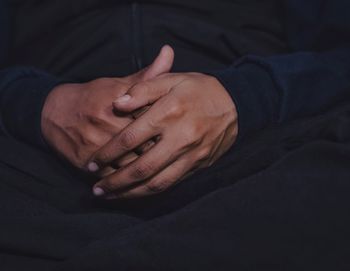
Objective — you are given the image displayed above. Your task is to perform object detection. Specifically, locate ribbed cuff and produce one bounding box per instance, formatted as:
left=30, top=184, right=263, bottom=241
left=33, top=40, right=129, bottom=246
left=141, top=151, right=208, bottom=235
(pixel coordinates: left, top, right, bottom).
left=0, top=68, right=64, bottom=149
left=209, top=62, right=279, bottom=141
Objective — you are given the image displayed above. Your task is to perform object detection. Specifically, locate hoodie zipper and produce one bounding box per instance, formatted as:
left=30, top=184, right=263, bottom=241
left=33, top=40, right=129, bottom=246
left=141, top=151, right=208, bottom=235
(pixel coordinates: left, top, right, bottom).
left=131, top=2, right=144, bottom=71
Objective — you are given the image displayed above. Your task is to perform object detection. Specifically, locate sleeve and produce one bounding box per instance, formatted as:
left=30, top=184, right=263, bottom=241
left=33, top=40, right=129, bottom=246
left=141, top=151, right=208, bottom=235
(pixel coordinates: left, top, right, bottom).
left=211, top=0, right=350, bottom=140
left=0, top=0, right=63, bottom=148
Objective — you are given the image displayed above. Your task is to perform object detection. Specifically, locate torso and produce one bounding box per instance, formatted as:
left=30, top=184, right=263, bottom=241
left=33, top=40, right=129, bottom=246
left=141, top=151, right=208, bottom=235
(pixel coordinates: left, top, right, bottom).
left=8, top=0, right=287, bottom=80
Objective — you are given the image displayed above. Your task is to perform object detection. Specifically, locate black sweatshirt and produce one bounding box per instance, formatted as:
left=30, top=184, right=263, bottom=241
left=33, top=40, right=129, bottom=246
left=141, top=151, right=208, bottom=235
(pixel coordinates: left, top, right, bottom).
left=0, top=0, right=350, bottom=149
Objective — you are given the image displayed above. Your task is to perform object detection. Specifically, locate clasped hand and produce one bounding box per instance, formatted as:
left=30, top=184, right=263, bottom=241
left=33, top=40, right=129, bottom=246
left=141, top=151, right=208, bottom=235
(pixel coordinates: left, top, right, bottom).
left=42, top=46, right=238, bottom=199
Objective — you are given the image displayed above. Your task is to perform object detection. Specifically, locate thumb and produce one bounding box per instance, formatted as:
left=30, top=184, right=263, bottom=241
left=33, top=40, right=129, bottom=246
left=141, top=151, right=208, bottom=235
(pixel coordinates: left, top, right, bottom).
left=127, top=45, right=175, bottom=83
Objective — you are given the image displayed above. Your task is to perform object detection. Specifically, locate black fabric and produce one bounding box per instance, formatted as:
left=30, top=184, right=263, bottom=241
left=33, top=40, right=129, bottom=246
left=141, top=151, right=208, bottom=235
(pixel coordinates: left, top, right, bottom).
left=1, top=97, right=350, bottom=270
left=7, top=0, right=286, bottom=80
left=0, top=0, right=288, bottom=149
left=0, top=1, right=350, bottom=269
left=0, top=67, right=63, bottom=148
left=2, top=0, right=350, bottom=150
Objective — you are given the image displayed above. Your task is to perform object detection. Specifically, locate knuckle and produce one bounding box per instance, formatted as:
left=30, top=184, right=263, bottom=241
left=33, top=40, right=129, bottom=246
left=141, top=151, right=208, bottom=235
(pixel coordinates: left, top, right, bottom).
left=164, top=100, right=184, bottom=118
left=185, top=126, right=197, bottom=140
left=119, top=130, right=137, bottom=150
left=95, top=143, right=119, bottom=163
left=81, top=132, right=100, bottom=147
left=96, top=151, right=113, bottom=164
left=192, top=122, right=205, bottom=136
left=182, top=125, right=202, bottom=146
left=92, top=109, right=105, bottom=121
left=133, top=82, right=151, bottom=95
left=130, top=162, right=154, bottom=180
left=196, top=147, right=211, bottom=162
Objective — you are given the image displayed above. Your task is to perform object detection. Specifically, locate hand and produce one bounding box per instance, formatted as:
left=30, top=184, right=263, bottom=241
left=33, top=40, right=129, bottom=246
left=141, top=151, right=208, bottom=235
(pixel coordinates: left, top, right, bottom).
left=41, top=45, right=175, bottom=175
left=88, top=72, right=238, bottom=198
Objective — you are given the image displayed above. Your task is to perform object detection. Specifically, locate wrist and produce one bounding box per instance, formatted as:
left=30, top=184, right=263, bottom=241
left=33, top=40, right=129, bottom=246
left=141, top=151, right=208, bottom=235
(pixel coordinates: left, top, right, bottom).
left=41, top=83, right=79, bottom=144
left=0, top=68, right=63, bottom=148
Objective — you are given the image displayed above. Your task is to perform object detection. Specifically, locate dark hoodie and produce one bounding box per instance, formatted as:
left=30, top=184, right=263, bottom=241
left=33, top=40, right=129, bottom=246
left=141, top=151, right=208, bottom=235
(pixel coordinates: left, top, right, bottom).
left=0, top=0, right=350, bottom=149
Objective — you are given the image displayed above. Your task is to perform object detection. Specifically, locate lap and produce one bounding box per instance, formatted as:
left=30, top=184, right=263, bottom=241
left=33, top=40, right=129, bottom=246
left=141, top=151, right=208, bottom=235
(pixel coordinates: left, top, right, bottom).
left=1, top=102, right=350, bottom=270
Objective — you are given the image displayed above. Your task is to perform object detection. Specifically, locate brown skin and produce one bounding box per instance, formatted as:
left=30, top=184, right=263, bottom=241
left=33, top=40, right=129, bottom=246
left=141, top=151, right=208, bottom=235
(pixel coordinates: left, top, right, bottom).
left=41, top=46, right=175, bottom=176
left=89, top=72, right=238, bottom=199
left=42, top=78, right=135, bottom=176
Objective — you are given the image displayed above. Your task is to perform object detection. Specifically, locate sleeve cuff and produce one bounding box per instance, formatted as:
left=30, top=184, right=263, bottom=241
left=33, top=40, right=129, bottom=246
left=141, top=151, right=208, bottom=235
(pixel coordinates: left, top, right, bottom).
left=0, top=68, right=64, bottom=149
left=209, top=62, right=279, bottom=141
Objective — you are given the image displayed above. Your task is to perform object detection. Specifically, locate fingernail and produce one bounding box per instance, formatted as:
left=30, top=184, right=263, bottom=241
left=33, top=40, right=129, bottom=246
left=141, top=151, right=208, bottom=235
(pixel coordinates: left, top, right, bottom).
left=115, top=95, right=131, bottom=104
left=88, top=162, right=99, bottom=172
left=93, top=187, right=105, bottom=197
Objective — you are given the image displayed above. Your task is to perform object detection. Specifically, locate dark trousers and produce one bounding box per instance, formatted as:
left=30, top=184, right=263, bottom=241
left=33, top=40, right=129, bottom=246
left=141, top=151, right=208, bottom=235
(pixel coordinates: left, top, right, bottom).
left=1, top=101, right=350, bottom=270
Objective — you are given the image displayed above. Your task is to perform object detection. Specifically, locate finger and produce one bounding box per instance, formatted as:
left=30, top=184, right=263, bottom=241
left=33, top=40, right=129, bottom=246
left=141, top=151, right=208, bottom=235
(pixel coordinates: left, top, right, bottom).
left=96, top=141, right=156, bottom=187
left=114, top=152, right=139, bottom=168
left=126, top=45, right=174, bottom=83
left=113, top=74, right=182, bottom=113
left=135, top=139, right=156, bottom=155
left=92, top=138, right=184, bottom=196
left=107, top=157, right=194, bottom=199
left=94, top=152, right=138, bottom=177
left=97, top=166, right=117, bottom=178
left=87, top=106, right=163, bottom=172
left=132, top=107, right=157, bottom=155
left=132, top=105, right=150, bottom=119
